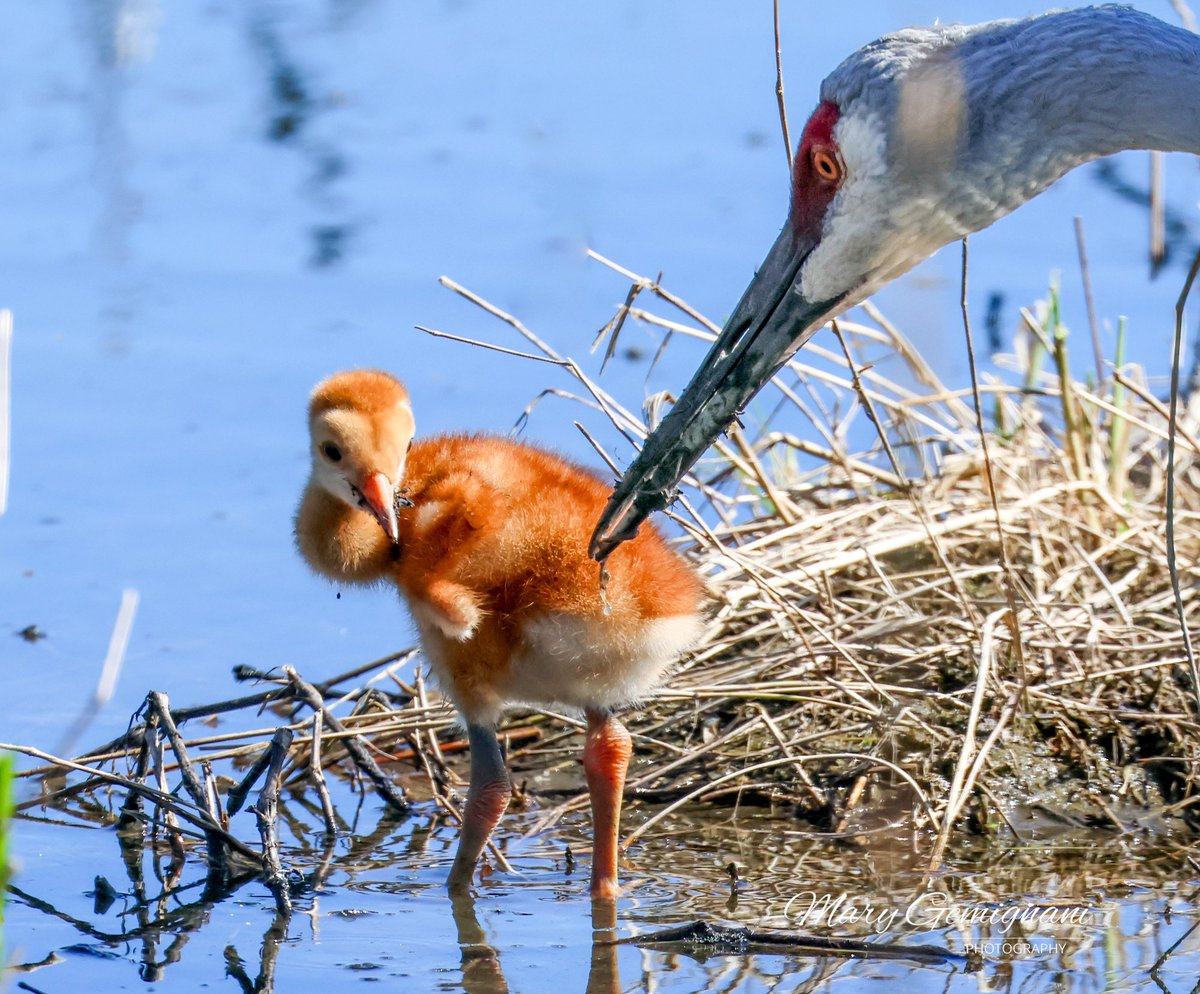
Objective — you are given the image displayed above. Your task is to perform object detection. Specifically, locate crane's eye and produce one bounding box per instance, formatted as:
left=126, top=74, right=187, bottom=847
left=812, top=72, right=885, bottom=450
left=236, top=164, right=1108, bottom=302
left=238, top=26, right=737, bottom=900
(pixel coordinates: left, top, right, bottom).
left=812, top=148, right=843, bottom=183
left=321, top=442, right=343, bottom=462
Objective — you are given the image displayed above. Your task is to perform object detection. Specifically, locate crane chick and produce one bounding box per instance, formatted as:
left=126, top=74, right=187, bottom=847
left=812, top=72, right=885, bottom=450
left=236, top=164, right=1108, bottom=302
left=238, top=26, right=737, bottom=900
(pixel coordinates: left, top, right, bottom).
left=295, top=370, right=704, bottom=898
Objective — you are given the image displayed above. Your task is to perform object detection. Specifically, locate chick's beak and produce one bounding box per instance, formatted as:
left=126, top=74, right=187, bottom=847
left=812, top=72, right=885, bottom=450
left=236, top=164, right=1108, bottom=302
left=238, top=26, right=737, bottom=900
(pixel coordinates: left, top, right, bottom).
left=360, top=472, right=399, bottom=544
left=588, top=223, right=846, bottom=561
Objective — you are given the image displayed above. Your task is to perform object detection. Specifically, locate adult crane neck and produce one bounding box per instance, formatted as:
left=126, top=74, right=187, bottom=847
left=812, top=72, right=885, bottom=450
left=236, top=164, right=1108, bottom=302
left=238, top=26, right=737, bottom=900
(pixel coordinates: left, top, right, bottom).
left=976, top=8, right=1200, bottom=160
left=823, top=7, right=1200, bottom=235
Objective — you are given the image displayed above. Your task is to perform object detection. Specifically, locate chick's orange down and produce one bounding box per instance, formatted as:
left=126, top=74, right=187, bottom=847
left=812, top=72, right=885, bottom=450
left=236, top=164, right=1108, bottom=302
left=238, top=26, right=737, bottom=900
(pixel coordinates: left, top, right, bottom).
left=295, top=370, right=704, bottom=897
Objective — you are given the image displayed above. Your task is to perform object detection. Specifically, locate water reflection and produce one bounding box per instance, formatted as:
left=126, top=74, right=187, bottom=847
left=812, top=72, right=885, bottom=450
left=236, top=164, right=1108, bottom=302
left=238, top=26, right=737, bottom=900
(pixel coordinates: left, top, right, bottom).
left=9, top=785, right=1200, bottom=991
left=451, top=893, right=509, bottom=993
left=447, top=895, right=628, bottom=994
left=10, top=873, right=253, bottom=984
left=73, top=0, right=158, bottom=356
left=586, top=901, right=621, bottom=994
left=247, top=1, right=355, bottom=267
left=225, top=912, right=289, bottom=994
left=1093, top=160, right=1199, bottom=273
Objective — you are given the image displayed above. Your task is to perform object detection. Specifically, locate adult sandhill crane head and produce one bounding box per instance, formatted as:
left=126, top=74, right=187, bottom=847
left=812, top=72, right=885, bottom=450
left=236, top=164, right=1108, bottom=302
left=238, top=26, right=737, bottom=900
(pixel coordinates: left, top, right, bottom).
left=590, top=5, right=1200, bottom=561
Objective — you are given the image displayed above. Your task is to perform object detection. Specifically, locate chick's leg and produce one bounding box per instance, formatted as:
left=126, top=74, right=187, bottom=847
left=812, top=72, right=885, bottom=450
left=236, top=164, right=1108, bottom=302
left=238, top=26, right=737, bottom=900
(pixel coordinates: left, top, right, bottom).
left=583, top=709, right=632, bottom=900
left=448, top=722, right=510, bottom=895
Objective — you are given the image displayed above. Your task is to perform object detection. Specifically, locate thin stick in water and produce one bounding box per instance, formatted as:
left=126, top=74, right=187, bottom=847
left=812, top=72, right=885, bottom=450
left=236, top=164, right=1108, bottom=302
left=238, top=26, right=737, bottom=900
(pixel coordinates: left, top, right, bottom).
left=959, top=238, right=1029, bottom=694
left=226, top=744, right=274, bottom=817
left=1165, top=246, right=1200, bottom=718
left=55, top=589, right=139, bottom=758
left=309, top=712, right=338, bottom=837
left=1150, top=152, right=1166, bottom=274
left=250, top=727, right=294, bottom=916
left=0, top=740, right=262, bottom=865
left=146, top=690, right=232, bottom=886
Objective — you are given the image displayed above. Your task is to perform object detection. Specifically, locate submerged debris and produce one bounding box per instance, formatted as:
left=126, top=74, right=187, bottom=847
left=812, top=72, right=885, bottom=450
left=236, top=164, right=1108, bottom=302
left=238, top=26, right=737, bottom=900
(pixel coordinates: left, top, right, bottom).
left=620, top=919, right=966, bottom=965
left=16, top=624, right=45, bottom=643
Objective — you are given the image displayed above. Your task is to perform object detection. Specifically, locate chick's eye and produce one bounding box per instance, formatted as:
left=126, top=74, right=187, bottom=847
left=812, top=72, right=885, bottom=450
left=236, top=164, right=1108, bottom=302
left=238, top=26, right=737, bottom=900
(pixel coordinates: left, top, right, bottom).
left=812, top=148, right=843, bottom=183
left=321, top=442, right=342, bottom=463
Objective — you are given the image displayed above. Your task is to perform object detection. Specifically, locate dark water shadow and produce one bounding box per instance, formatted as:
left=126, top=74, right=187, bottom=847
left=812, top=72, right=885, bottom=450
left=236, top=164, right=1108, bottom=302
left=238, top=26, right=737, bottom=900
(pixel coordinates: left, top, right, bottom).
left=9, top=872, right=258, bottom=984
left=245, top=0, right=355, bottom=267
left=1092, top=159, right=1200, bottom=274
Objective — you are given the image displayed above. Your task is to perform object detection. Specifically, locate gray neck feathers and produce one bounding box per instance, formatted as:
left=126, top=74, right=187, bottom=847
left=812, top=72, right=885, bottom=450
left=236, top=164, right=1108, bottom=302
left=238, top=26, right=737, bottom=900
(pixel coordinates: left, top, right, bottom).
left=822, top=5, right=1200, bottom=232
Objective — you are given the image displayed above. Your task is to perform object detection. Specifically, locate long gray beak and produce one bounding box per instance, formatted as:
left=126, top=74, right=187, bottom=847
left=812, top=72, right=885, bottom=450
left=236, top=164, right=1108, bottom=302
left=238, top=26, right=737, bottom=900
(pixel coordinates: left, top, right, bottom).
left=589, top=223, right=845, bottom=561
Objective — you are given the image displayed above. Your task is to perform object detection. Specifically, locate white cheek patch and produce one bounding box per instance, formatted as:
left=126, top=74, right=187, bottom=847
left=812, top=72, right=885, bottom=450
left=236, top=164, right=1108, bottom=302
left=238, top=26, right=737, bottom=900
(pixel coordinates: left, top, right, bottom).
left=799, top=110, right=890, bottom=303
left=311, top=411, right=360, bottom=507
left=799, top=106, right=969, bottom=306
left=314, top=460, right=357, bottom=509
left=835, top=110, right=889, bottom=179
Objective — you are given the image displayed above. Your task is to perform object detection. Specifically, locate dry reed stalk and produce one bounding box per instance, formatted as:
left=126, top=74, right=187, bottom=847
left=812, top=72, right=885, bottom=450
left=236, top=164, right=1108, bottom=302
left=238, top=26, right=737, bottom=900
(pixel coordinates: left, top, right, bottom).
left=959, top=239, right=1031, bottom=697
left=56, top=588, right=139, bottom=759
left=309, top=712, right=338, bottom=837
left=282, top=666, right=410, bottom=813
left=0, top=741, right=261, bottom=865
left=833, top=320, right=980, bottom=628
left=772, top=0, right=793, bottom=175
left=926, top=609, right=1003, bottom=872
left=146, top=691, right=231, bottom=886
left=1073, top=217, right=1105, bottom=387
left=1150, top=152, right=1166, bottom=271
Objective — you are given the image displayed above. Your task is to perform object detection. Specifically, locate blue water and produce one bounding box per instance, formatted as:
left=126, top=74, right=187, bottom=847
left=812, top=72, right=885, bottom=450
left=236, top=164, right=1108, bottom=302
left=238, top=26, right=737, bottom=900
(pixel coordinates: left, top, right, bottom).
left=3, top=2, right=1199, bottom=990
left=4, top=0, right=1198, bottom=744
